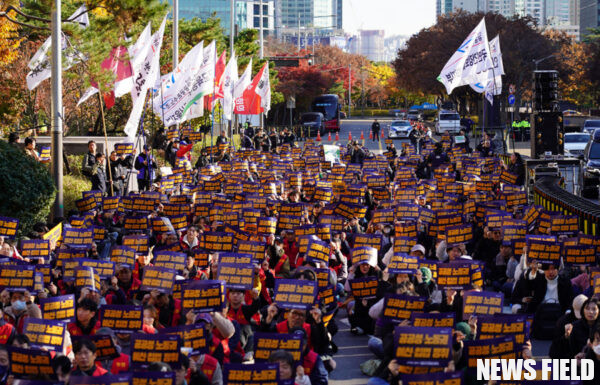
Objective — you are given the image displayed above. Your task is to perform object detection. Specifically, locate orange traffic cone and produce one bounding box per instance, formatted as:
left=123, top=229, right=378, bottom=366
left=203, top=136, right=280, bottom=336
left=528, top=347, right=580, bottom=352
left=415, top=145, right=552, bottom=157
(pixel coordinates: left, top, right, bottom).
left=381, top=130, right=385, bottom=139
left=335, top=132, right=339, bottom=141
left=316, top=131, right=321, bottom=142
left=328, top=132, right=332, bottom=141
left=348, top=132, right=352, bottom=141
left=361, top=131, right=365, bottom=140
left=368, top=131, right=372, bottom=140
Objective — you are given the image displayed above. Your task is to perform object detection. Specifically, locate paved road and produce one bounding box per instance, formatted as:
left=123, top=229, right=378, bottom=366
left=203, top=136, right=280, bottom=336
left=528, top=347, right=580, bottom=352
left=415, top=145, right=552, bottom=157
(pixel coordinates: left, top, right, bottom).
left=338, top=118, right=408, bottom=154
left=327, top=120, right=552, bottom=384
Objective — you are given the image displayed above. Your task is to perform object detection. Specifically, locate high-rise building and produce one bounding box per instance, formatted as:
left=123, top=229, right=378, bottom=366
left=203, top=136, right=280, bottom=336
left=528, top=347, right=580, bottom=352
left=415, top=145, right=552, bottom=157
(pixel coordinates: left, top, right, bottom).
left=580, top=0, right=600, bottom=37
left=545, top=0, right=570, bottom=25
left=437, top=0, right=516, bottom=16
left=176, top=0, right=275, bottom=35
left=349, top=30, right=385, bottom=62
left=515, top=0, right=545, bottom=24
left=276, top=0, right=338, bottom=31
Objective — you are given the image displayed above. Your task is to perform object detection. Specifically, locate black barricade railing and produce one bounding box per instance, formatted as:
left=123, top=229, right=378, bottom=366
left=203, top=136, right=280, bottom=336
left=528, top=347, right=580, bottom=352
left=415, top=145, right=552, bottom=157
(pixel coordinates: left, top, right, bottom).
left=533, top=176, right=600, bottom=235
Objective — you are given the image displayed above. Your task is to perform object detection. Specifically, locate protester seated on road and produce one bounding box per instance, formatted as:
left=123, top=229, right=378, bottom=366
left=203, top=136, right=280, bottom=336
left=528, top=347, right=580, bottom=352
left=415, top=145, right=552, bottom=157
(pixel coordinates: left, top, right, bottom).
left=269, top=349, right=311, bottom=385
left=71, top=338, right=108, bottom=376
left=527, top=262, right=573, bottom=314
left=343, top=259, right=383, bottom=336
left=550, top=294, right=590, bottom=358
left=583, top=322, right=600, bottom=384
left=550, top=297, right=600, bottom=359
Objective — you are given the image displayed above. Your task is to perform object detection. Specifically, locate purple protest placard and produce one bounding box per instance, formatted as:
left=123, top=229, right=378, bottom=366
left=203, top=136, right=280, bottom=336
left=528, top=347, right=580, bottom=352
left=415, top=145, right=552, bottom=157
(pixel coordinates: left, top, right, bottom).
left=0, top=216, right=19, bottom=239
left=182, top=280, right=225, bottom=313
left=69, top=374, right=132, bottom=385
left=23, top=318, right=66, bottom=352
left=217, top=262, right=254, bottom=290
left=132, top=372, right=175, bottom=385
left=0, top=265, right=35, bottom=291
left=348, top=276, right=378, bottom=299
left=223, top=362, right=280, bottom=385
left=20, top=239, right=50, bottom=259
left=464, top=335, right=517, bottom=369
left=273, top=279, right=317, bottom=310
left=409, top=312, right=456, bottom=329
left=140, top=266, right=177, bottom=294
left=394, top=326, right=453, bottom=366
left=131, top=333, right=181, bottom=369
left=401, top=371, right=463, bottom=385
left=463, top=290, right=504, bottom=319
left=99, top=305, right=143, bottom=333
left=159, top=324, right=209, bottom=356
left=41, top=294, right=76, bottom=322
left=254, top=332, right=303, bottom=362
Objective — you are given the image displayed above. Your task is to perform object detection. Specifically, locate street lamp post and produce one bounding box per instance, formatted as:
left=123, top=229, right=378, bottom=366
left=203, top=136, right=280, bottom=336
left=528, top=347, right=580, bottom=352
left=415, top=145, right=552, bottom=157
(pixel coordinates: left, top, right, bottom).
left=51, top=0, right=63, bottom=218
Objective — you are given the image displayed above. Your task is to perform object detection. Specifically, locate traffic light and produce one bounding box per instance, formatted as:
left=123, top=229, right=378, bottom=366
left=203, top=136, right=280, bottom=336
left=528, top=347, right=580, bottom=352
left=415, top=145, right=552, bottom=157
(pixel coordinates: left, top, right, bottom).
left=533, top=70, right=559, bottom=112
left=530, top=111, right=564, bottom=158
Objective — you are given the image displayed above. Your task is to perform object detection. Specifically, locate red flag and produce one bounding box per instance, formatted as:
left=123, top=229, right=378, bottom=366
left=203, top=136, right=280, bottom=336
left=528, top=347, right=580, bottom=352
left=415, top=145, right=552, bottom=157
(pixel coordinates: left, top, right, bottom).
left=91, top=46, right=132, bottom=109
left=234, top=65, right=265, bottom=115
left=214, top=50, right=227, bottom=99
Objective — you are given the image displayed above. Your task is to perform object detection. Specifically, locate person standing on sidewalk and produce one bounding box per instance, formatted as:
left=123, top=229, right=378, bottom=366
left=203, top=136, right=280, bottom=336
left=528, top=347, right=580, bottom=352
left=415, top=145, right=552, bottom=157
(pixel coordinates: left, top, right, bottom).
left=371, top=119, right=380, bottom=142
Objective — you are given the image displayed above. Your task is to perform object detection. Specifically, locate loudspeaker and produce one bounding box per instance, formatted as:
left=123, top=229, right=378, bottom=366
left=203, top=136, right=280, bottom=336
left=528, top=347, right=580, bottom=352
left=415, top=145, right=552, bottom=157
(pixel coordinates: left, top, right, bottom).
left=533, top=70, right=559, bottom=112
left=531, top=111, right=564, bottom=158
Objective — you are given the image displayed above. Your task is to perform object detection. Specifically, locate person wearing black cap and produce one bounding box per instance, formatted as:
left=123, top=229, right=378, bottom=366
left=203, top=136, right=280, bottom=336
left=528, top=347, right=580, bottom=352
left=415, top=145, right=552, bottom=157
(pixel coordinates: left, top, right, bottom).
left=134, top=145, right=157, bottom=191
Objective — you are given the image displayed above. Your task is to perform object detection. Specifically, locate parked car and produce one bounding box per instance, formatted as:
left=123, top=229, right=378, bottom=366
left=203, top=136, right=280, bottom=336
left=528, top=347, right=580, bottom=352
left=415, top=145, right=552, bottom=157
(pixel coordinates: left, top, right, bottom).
left=563, top=132, right=590, bottom=158
left=581, top=130, right=600, bottom=198
left=407, top=109, right=423, bottom=121
left=435, top=110, right=461, bottom=135
left=387, top=120, right=413, bottom=139
left=583, top=119, right=600, bottom=134
left=300, top=112, right=325, bottom=137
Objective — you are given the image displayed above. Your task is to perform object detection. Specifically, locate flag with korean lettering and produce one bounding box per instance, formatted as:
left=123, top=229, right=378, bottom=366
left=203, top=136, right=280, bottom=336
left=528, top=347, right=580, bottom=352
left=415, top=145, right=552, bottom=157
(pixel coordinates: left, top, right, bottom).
left=438, top=18, right=494, bottom=95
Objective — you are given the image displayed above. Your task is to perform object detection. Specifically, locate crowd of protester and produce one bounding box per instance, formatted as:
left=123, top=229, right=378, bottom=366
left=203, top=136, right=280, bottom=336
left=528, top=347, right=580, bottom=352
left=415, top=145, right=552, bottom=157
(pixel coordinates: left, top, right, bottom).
left=1, top=122, right=599, bottom=385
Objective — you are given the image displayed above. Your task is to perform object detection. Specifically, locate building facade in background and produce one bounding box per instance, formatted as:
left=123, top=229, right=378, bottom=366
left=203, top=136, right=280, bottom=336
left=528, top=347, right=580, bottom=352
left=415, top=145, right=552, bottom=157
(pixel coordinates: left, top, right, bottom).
left=580, top=0, right=600, bottom=37
left=176, top=0, right=275, bottom=35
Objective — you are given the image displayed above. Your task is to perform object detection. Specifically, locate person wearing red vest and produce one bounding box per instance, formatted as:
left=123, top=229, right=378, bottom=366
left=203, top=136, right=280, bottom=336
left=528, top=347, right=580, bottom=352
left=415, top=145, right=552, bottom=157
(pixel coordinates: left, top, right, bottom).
left=71, top=339, right=109, bottom=377
left=194, top=353, right=222, bottom=385
left=117, top=265, right=141, bottom=301
left=0, top=308, right=16, bottom=345
left=67, top=298, right=101, bottom=337
left=226, top=288, right=261, bottom=361
left=283, top=231, right=300, bottom=269
left=96, top=327, right=131, bottom=374
left=290, top=327, right=328, bottom=385
left=259, top=304, right=329, bottom=354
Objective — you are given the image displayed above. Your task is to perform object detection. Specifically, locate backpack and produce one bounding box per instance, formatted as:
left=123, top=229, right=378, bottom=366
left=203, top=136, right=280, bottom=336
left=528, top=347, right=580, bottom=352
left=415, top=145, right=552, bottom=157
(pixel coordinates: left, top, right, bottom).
left=532, top=301, right=562, bottom=340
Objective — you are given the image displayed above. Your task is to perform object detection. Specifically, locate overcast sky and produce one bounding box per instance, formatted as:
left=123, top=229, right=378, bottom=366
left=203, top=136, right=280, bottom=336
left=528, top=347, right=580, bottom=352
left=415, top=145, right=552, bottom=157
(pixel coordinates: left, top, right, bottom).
left=343, top=0, right=437, bottom=37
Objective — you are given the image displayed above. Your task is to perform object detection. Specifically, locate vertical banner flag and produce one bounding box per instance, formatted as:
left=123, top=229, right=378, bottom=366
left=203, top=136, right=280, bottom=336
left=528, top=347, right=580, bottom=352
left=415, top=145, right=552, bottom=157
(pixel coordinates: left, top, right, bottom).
left=438, top=18, right=494, bottom=95
left=254, top=61, right=271, bottom=115
left=27, top=5, right=90, bottom=91
left=221, top=54, right=238, bottom=121
left=123, top=16, right=167, bottom=139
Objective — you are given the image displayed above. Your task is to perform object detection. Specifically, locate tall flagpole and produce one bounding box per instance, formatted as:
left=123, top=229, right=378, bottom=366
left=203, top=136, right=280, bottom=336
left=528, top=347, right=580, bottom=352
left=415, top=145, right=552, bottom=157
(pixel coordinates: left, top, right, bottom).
left=51, top=0, right=64, bottom=218
left=173, top=0, right=179, bottom=132
left=230, top=0, right=235, bottom=143
left=259, top=0, right=264, bottom=132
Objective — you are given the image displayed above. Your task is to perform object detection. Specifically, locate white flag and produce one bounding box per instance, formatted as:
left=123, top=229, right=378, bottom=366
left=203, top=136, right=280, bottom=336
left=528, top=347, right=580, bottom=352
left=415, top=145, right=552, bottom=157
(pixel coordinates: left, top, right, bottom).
left=233, top=58, right=252, bottom=100
left=221, top=54, right=238, bottom=121
left=154, top=41, right=217, bottom=126
left=27, top=5, right=89, bottom=91
left=438, top=18, right=494, bottom=95
left=254, top=62, right=271, bottom=115
left=123, top=16, right=167, bottom=139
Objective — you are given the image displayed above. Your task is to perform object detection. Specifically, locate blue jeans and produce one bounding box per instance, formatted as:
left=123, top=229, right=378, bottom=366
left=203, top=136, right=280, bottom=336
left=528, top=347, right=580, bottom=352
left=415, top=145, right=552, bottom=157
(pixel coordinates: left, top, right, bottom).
left=367, top=377, right=389, bottom=385
left=368, top=336, right=384, bottom=359
left=99, top=231, right=118, bottom=261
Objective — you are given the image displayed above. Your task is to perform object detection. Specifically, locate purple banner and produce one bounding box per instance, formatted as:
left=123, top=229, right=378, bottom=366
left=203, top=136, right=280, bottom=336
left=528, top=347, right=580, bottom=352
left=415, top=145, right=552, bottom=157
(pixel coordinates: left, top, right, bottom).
left=394, top=326, right=453, bottom=366
left=273, top=279, right=317, bottom=310
left=182, top=280, right=225, bottom=313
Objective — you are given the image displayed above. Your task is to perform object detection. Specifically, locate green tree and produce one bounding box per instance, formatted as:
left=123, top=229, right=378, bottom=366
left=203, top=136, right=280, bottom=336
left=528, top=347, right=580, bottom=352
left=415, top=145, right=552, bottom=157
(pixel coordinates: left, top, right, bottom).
left=0, top=141, right=56, bottom=236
